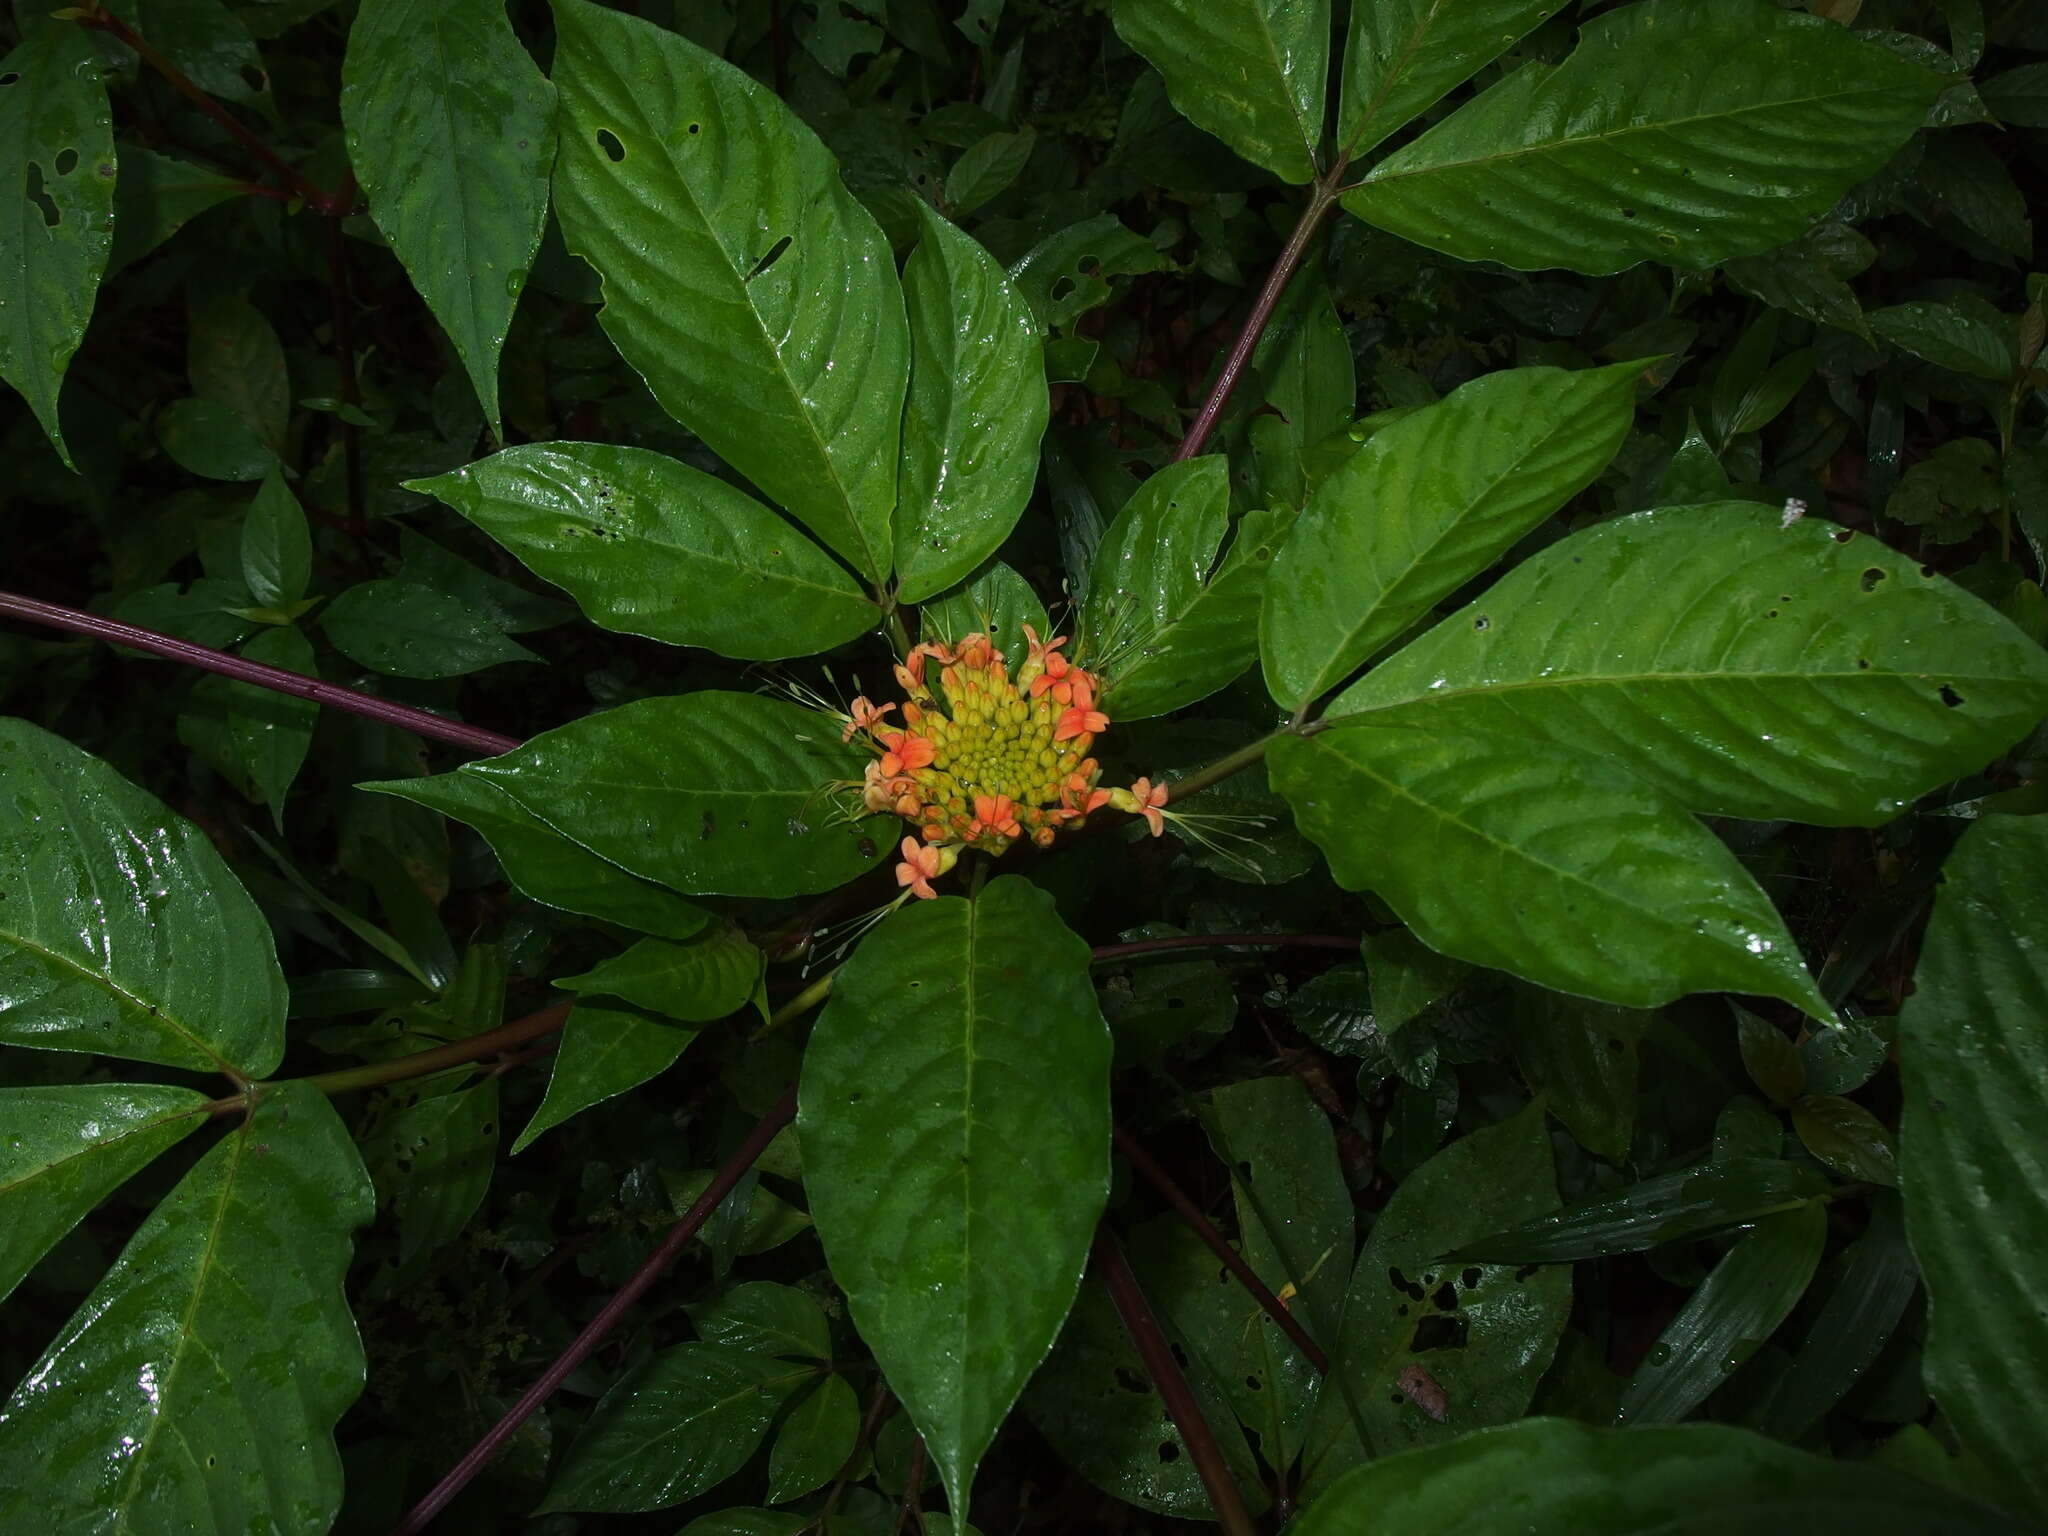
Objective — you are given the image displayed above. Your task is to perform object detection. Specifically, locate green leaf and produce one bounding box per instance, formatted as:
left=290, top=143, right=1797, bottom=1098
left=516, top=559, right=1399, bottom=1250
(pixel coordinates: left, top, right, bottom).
left=664, top=1170, right=813, bottom=1255
left=0, top=19, right=115, bottom=467
left=1735, top=1004, right=1806, bottom=1107
left=1342, top=0, right=1945, bottom=274
left=1721, top=221, right=1876, bottom=340
left=1327, top=506, right=2048, bottom=825
left=1455, top=1158, right=1831, bottom=1264
left=1362, top=926, right=1470, bottom=1034
left=1271, top=724, right=1832, bottom=1016
left=798, top=876, right=1112, bottom=1516
left=0, top=718, right=286, bottom=1076
left=512, top=1002, right=698, bottom=1154
left=1260, top=363, right=1638, bottom=714
left=156, top=396, right=276, bottom=481
left=549, top=0, right=908, bottom=581
left=1304, top=1101, right=1570, bottom=1489
left=321, top=578, right=538, bottom=678
left=767, top=1373, right=857, bottom=1503
left=397, top=528, right=570, bottom=635
left=341, top=0, right=555, bottom=435
left=539, top=1341, right=812, bottom=1513
left=362, top=1078, right=499, bottom=1266
left=464, top=691, right=890, bottom=898
left=1289, top=1418, right=2012, bottom=1534
left=1504, top=989, right=1644, bottom=1164
left=1109, top=0, right=1327, bottom=183
left=0, top=1083, right=209, bottom=1304
left=1339, top=0, right=1560, bottom=160
left=1792, top=1093, right=1897, bottom=1186
left=558, top=925, right=759, bottom=1022
left=894, top=205, right=1048, bottom=602
left=1980, top=62, right=2048, bottom=126
left=944, top=127, right=1035, bottom=217
left=920, top=559, right=1049, bottom=663
left=240, top=467, right=311, bottom=609
left=115, top=0, right=267, bottom=107
left=1008, top=213, right=1174, bottom=331
left=1899, top=813, right=2048, bottom=1510
left=106, top=148, right=243, bottom=276
left=362, top=769, right=710, bottom=939
left=1615, top=1201, right=1826, bottom=1425
left=187, top=288, right=287, bottom=451
left=688, top=1281, right=831, bottom=1359
left=1870, top=295, right=2017, bottom=380
left=413, top=444, right=874, bottom=660
left=178, top=624, right=319, bottom=816
left=0, top=1083, right=372, bottom=1534
left=679, top=1514, right=809, bottom=1536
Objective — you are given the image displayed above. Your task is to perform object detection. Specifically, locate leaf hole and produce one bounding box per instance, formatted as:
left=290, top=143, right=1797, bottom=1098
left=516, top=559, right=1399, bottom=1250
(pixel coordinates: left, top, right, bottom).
left=596, top=128, right=625, bottom=163
left=1411, top=1314, right=1468, bottom=1351
left=1621, top=207, right=1636, bottom=219
left=1832, top=528, right=1855, bottom=543
left=54, top=148, right=77, bottom=176
left=1472, top=614, right=1490, bottom=631
left=1514, top=1263, right=1541, bottom=1282
left=688, top=122, right=701, bottom=135
left=1939, top=684, right=1964, bottom=708
left=24, top=162, right=58, bottom=228
left=0, top=73, right=18, bottom=87
left=747, top=234, right=793, bottom=282
left=1114, top=1367, right=1147, bottom=1393
left=1049, top=275, right=1075, bottom=303
left=1430, top=1282, right=1457, bottom=1310
left=848, top=1091, right=862, bottom=1103
left=1169, top=1341, right=1189, bottom=1368
left=1157, top=1440, right=1180, bottom=1463
left=1859, top=567, right=1886, bottom=593
left=1856, top=658, right=1871, bottom=669
left=1460, top=1266, right=1482, bottom=1289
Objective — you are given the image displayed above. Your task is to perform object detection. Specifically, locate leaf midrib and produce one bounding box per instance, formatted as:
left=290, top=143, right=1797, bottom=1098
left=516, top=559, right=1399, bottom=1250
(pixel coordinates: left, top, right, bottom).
left=0, top=1101, right=206, bottom=1202
left=0, top=923, right=236, bottom=1077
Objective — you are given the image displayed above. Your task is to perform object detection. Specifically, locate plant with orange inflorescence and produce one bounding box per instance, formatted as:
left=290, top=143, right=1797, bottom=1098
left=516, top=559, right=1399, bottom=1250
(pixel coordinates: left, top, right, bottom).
left=834, top=627, right=1169, bottom=896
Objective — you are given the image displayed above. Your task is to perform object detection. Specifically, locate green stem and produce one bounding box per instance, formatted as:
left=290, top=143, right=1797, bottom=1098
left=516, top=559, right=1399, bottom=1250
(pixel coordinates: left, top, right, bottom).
left=750, top=965, right=840, bottom=1039
left=1167, top=731, right=1284, bottom=801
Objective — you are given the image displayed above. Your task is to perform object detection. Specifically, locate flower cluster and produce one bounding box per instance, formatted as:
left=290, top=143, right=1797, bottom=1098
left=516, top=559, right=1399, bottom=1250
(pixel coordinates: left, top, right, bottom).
left=837, top=628, right=1168, bottom=899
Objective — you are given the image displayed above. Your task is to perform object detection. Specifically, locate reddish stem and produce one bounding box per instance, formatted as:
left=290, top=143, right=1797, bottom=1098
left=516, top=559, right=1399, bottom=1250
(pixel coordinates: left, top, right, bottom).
left=389, top=1083, right=800, bottom=1535
left=1170, top=177, right=1342, bottom=463
left=0, top=590, right=521, bottom=757
left=1092, top=932, right=1355, bottom=964
left=1093, top=1224, right=1259, bottom=1536
left=1112, top=1123, right=1329, bottom=1373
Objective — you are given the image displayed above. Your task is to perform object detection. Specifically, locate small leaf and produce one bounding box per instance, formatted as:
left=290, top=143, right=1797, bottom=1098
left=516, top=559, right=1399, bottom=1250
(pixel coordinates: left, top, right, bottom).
left=920, top=559, right=1048, bottom=663
left=1615, top=1202, right=1826, bottom=1425
left=240, top=467, right=311, bottom=609
left=798, top=877, right=1111, bottom=1516
left=511, top=1002, right=698, bottom=1154
left=1734, top=1005, right=1806, bottom=1107
left=945, top=127, right=1035, bottom=216
left=322, top=579, right=538, bottom=679
left=1505, top=988, right=1644, bottom=1164
left=688, top=1281, right=831, bottom=1360
left=1339, top=0, right=1561, bottom=160
left=178, top=625, right=319, bottom=816
left=1870, top=295, right=2016, bottom=379
left=766, top=1374, right=857, bottom=1503
left=1362, top=928, right=1470, bottom=1035
left=411, top=444, right=877, bottom=661
left=157, top=396, right=276, bottom=481
left=362, top=1079, right=500, bottom=1266
left=539, top=1342, right=812, bottom=1513
left=1792, top=1094, right=1897, bottom=1186
left=557, top=926, right=759, bottom=1022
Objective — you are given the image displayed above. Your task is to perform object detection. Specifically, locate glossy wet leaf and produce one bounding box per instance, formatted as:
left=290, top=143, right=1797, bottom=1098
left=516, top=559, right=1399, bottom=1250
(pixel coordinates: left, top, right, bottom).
left=0, top=18, right=115, bottom=467
left=1110, top=0, right=1326, bottom=183
left=1328, top=505, right=2048, bottom=825
left=1456, top=1158, right=1832, bottom=1264
left=362, top=768, right=710, bottom=939
left=799, top=877, right=1111, bottom=1515
left=116, top=0, right=267, bottom=107
left=342, top=0, right=554, bottom=435
left=463, top=691, right=890, bottom=898
left=177, top=625, right=319, bottom=818
left=1289, top=1418, right=2012, bottom=1534
left=1735, top=1004, right=1806, bottom=1107
left=240, top=467, right=311, bottom=609
left=1616, top=1200, right=1826, bottom=1425
left=363, top=1078, right=499, bottom=1266
left=1792, top=1094, right=1898, bottom=1186
left=767, top=1373, right=857, bottom=1503
left=921, top=559, right=1048, bottom=663
left=0, top=719, right=286, bottom=1076
left=412, top=444, right=877, bottom=660
left=1304, top=1102, right=1570, bottom=1492
left=156, top=395, right=275, bottom=481
left=1870, top=295, right=2016, bottom=380
left=663, top=1171, right=812, bottom=1256
left=1342, top=0, right=1944, bottom=274
left=0, top=1083, right=209, bottom=1304
left=1362, top=927, right=1470, bottom=1034
left=0, top=1084, right=372, bottom=1534
left=539, top=1341, right=812, bottom=1513
left=1898, top=813, right=2048, bottom=1510
left=558, top=925, right=759, bottom=1022
left=894, top=204, right=1047, bottom=602
left=550, top=0, right=907, bottom=580
left=322, top=578, right=538, bottom=679
left=1504, top=989, right=1644, bottom=1164
left=1261, top=363, right=1638, bottom=714
left=688, top=1281, right=831, bottom=1360
left=512, top=1002, right=699, bottom=1154
left=1339, top=0, right=1560, bottom=159
left=1271, top=724, right=1832, bottom=1016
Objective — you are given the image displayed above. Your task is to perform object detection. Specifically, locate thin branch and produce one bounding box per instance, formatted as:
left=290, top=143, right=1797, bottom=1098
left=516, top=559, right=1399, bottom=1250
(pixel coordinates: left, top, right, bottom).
left=389, top=1083, right=801, bottom=1535
left=324, top=170, right=368, bottom=536
left=1091, top=932, right=1354, bottom=966
left=1093, top=1224, right=1260, bottom=1536
left=1164, top=731, right=1284, bottom=802
left=893, top=1437, right=928, bottom=1534
left=1111, top=1123, right=1330, bottom=1373
left=1169, top=177, right=1342, bottom=463
left=0, top=591, right=521, bottom=757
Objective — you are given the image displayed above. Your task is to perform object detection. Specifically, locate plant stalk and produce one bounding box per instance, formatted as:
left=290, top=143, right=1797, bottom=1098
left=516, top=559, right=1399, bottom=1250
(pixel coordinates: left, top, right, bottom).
left=389, top=1082, right=801, bottom=1535
left=1093, top=1223, right=1260, bottom=1536
left=1166, top=731, right=1283, bottom=801
left=1111, top=1123, right=1330, bottom=1374
left=1091, top=932, right=1353, bottom=965
left=324, top=170, right=368, bottom=536
left=1169, top=176, right=1343, bottom=463
left=0, top=591, right=521, bottom=756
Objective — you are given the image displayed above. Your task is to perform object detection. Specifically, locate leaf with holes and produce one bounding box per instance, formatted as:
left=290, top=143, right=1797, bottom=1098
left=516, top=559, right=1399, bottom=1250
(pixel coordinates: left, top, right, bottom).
left=798, top=877, right=1111, bottom=1516
left=1325, top=505, right=2048, bottom=824
left=1339, top=0, right=1562, bottom=160
left=0, top=1084, right=372, bottom=1534
left=342, top=0, right=554, bottom=435
left=0, top=19, right=116, bottom=467
left=1271, top=724, right=1833, bottom=1017
left=1261, top=363, right=1639, bottom=715
left=0, top=719, right=286, bottom=1076
left=549, top=0, right=907, bottom=581
left=412, top=443, right=877, bottom=660
left=1341, top=0, right=1945, bottom=274
left=1110, top=0, right=1327, bottom=183
left=894, top=204, right=1047, bottom=602
left=0, top=1083, right=209, bottom=1304
left=463, top=691, right=890, bottom=899
left=362, top=1078, right=500, bottom=1267
left=1302, top=1101, right=1570, bottom=1494
left=1899, top=814, right=2048, bottom=1511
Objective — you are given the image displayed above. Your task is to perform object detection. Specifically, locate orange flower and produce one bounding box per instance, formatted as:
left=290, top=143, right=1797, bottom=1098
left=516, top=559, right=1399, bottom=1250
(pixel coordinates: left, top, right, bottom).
left=1109, top=776, right=1169, bottom=836
left=843, top=696, right=896, bottom=743
left=878, top=732, right=936, bottom=776
left=895, top=837, right=944, bottom=900
left=972, top=793, right=1021, bottom=840
left=1054, top=706, right=1109, bottom=742
left=1027, top=645, right=1074, bottom=699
